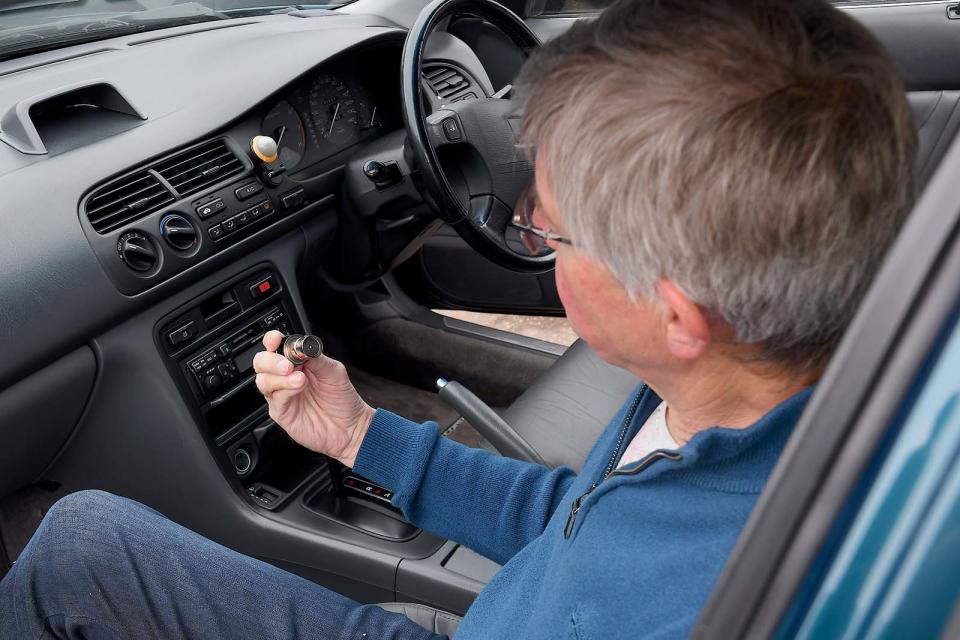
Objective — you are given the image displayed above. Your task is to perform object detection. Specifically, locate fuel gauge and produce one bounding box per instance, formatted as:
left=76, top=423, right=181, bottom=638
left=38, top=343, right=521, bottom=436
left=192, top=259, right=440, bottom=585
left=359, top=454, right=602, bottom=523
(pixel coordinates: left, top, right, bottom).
left=357, top=98, right=382, bottom=131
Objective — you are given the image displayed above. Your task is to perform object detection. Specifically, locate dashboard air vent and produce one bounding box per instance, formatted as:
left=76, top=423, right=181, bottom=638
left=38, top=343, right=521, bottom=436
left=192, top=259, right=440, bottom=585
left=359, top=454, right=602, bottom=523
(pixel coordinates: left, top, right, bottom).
left=85, top=171, right=175, bottom=234
left=154, top=139, right=243, bottom=198
left=423, top=64, right=475, bottom=102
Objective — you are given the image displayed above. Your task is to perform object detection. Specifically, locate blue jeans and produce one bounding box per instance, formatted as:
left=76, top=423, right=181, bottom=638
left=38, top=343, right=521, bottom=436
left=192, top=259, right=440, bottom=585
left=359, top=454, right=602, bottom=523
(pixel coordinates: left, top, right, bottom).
left=0, top=490, right=447, bottom=640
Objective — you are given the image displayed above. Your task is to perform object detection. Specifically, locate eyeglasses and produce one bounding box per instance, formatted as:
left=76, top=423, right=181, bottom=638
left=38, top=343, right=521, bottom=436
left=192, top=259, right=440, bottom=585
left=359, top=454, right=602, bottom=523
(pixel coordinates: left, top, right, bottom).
left=511, top=183, right=573, bottom=255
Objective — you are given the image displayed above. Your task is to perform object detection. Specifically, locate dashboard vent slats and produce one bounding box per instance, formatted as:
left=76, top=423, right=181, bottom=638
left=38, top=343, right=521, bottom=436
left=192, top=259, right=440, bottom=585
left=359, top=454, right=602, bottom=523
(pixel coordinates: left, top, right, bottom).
left=85, top=171, right=175, bottom=233
left=424, top=64, right=474, bottom=101
left=154, top=139, right=243, bottom=198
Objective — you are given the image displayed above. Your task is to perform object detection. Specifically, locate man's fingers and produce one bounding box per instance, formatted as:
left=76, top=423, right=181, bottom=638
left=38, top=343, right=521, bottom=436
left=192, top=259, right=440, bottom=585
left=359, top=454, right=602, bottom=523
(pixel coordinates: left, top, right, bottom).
left=255, top=371, right=306, bottom=398
left=262, top=330, right=284, bottom=351
left=253, top=350, right=294, bottom=376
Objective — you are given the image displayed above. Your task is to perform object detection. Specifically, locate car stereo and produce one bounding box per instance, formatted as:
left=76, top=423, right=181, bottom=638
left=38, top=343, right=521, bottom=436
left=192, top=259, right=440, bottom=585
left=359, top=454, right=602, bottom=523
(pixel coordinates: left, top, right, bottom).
left=187, top=305, right=291, bottom=400
left=157, top=264, right=303, bottom=435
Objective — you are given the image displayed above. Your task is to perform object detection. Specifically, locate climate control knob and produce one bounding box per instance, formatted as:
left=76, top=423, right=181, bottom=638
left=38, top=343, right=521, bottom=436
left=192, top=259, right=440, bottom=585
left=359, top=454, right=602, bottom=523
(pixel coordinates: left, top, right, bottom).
left=160, top=214, right=198, bottom=251
left=116, top=231, right=158, bottom=272
left=203, top=373, right=222, bottom=390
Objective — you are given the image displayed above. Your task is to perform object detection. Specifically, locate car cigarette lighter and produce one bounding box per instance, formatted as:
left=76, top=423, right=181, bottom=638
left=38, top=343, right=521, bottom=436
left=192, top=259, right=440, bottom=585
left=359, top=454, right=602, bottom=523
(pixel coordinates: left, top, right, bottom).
left=279, top=334, right=323, bottom=366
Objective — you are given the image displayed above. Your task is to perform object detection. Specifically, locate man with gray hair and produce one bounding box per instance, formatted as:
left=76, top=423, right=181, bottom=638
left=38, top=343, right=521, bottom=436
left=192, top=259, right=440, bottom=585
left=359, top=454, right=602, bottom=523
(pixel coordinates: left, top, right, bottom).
left=0, top=0, right=916, bottom=638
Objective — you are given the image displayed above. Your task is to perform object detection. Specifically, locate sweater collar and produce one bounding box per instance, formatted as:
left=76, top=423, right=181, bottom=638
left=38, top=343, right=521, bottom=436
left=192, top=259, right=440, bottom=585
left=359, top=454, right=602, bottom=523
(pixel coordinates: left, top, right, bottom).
left=615, top=385, right=815, bottom=492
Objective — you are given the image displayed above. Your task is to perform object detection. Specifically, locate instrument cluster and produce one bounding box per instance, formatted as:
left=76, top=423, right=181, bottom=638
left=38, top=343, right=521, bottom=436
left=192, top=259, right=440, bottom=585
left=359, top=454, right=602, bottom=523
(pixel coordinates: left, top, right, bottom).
left=260, top=50, right=399, bottom=174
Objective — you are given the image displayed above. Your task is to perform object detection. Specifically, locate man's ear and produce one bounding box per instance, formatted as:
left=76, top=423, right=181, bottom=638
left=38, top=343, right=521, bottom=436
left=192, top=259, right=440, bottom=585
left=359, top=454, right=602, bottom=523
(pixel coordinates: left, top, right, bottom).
left=657, top=279, right=712, bottom=360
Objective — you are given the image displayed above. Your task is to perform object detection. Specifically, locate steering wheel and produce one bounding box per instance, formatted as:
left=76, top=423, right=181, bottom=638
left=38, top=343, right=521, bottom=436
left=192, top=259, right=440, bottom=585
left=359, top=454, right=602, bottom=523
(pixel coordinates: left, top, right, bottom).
left=402, top=0, right=554, bottom=273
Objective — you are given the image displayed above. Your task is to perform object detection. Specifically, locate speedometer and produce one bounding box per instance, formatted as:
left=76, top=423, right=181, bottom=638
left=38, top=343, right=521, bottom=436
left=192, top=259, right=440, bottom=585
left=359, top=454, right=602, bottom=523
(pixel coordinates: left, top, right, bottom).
left=308, top=74, right=358, bottom=146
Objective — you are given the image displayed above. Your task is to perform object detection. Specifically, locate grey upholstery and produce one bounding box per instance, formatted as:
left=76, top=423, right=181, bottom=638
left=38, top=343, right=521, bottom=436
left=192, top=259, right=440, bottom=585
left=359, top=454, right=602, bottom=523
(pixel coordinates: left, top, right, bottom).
left=378, top=602, right=463, bottom=637
left=500, top=339, right=640, bottom=471
left=909, top=91, right=960, bottom=189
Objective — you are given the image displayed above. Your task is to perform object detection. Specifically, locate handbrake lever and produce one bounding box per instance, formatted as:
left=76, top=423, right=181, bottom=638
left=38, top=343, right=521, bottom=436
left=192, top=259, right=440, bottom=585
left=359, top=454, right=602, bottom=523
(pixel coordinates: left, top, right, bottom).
left=436, top=378, right=547, bottom=466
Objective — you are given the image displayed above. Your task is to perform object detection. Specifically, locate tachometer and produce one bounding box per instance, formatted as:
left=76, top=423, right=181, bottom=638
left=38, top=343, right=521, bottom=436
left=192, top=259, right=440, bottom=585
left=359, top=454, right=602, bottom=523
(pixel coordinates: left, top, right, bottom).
left=261, top=101, right=306, bottom=170
left=308, top=74, right=358, bottom=146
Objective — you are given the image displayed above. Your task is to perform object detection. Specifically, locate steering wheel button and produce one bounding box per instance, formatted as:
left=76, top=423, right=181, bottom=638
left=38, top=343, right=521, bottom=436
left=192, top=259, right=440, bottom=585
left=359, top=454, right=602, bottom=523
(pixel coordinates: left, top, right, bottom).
left=441, top=117, right=462, bottom=141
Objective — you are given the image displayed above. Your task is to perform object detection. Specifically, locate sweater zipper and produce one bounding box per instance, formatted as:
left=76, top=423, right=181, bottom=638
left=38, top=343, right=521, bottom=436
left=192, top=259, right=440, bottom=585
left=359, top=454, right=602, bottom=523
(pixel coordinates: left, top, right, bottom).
left=563, top=388, right=683, bottom=539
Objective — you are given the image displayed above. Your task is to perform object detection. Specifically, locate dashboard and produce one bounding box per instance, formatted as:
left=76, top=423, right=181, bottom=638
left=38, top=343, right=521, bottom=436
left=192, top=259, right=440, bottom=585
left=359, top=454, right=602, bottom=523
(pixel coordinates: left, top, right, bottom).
left=74, top=40, right=407, bottom=297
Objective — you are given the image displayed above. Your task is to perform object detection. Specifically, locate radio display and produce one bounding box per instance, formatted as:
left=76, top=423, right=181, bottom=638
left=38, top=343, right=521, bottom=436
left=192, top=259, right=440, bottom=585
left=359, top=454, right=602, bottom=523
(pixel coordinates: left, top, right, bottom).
left=235, top=343, right=262, bottom=374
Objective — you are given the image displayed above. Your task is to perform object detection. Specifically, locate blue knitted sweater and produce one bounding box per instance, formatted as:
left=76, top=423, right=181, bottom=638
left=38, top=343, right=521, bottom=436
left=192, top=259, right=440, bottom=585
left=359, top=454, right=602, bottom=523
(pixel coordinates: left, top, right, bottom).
left=353, top=384, right=813, bottom=639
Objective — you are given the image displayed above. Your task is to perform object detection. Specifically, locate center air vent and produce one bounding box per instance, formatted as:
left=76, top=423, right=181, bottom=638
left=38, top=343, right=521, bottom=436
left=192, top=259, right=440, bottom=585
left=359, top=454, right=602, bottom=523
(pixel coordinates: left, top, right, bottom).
left=154, top=139, right=243, bottom=198
left=85, top=171, right=175, bottom=234
left=423, top=64, right=475, bottom=102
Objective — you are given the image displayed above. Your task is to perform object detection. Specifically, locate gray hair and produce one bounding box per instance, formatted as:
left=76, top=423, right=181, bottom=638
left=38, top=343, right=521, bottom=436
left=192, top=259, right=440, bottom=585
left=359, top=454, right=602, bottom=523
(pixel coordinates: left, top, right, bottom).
left=516, top=0, right=917, bottom=371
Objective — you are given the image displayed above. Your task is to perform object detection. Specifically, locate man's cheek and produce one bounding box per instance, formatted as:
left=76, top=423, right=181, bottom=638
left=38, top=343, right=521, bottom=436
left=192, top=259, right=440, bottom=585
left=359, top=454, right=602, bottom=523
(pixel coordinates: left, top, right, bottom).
left=555, top=262, right=571, bottom=308
left=555, top=264, right=585, bottom=338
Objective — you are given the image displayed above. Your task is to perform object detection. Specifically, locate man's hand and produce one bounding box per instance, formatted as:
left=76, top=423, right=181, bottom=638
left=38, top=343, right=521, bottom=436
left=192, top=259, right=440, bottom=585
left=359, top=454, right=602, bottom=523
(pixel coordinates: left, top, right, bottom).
left=253, top=331, right=375, bottom=468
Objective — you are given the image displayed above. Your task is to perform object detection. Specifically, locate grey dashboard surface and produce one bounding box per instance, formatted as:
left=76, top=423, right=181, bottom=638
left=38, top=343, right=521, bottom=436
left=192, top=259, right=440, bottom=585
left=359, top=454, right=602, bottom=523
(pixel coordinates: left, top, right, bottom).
left=0, top=13, right=402, bottom=389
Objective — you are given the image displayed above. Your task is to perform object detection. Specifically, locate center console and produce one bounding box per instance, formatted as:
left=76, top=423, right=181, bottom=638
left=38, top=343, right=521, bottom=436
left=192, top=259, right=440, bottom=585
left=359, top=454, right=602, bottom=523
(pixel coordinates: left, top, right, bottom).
left=155, top=263, right=426, bottom=545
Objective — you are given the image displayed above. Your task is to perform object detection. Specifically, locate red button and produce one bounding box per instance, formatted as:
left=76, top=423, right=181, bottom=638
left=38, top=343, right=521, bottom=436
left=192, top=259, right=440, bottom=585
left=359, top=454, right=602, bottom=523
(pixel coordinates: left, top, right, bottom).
left=249, top=276, right=274, bottom=299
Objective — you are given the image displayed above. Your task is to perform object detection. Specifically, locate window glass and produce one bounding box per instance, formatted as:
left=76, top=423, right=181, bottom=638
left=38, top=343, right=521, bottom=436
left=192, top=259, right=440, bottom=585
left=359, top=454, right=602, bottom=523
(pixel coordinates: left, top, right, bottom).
left=781, top=306, right=960, bottom=638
